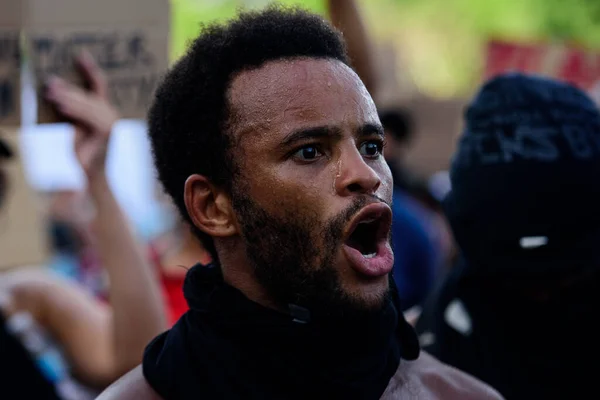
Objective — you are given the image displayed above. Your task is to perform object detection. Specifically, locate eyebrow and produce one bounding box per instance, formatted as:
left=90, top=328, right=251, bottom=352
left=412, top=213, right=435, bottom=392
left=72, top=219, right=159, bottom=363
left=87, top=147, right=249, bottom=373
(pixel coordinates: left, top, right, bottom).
left=281, top=123, right=384, bottom=148
left=360, top=123, right=385, bottom=138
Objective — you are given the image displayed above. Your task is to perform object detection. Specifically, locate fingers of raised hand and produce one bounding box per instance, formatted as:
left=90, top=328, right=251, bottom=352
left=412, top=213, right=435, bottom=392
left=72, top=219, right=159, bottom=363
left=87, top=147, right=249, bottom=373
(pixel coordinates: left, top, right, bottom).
left=76, top=50, right=109, bottom=99
left=45, top=76, right=118, bottom=134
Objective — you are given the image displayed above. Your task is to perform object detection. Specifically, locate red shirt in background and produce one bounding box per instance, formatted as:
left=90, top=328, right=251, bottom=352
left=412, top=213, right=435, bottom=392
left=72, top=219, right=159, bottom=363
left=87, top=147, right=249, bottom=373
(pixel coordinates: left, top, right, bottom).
left=148, top=243, right=189, bottom=326
left=160, top=273, right=188, bottom=326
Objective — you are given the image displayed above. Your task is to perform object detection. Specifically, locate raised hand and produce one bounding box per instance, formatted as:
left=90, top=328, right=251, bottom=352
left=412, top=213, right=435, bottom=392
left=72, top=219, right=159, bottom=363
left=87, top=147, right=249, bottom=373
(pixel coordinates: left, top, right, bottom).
left=45, top=52, right=119, bottom=182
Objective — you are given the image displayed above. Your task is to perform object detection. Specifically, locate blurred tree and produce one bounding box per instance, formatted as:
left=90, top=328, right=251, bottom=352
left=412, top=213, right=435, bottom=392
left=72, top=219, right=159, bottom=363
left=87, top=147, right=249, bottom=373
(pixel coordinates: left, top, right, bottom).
left=170, top=0, right=600, bottom=97
left=171, top=0, right=238, bottom=61
left=170, top=0, right=324, bottom=61
left=367, top=0, right=600, bottom=96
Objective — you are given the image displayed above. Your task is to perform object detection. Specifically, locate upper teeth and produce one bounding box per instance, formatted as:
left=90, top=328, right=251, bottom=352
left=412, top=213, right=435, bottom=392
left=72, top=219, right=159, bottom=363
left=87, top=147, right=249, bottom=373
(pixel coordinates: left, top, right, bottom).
left=359, top=218, right=376, bottom=225
left=363, top=252, right=377, bottom=258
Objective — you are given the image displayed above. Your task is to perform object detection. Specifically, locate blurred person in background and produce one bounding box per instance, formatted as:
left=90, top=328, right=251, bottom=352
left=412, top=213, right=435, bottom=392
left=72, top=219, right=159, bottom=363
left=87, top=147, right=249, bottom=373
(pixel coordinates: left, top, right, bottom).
left=0, top=53, right=167, bottom=398
left=416, top=74, right=600, bottom=399
left=44, top=190, right=108, bottom=297
left=42, top=185, right=210, bottom=326
left=46, top=191, right=88, bottom=280
left=42, top=185, right=211, bottom=327
left=99, top=7, right=502, bottom=399
left=327, top=0, right=446, bottom=312
left=379, top=109, right=440, bottom=212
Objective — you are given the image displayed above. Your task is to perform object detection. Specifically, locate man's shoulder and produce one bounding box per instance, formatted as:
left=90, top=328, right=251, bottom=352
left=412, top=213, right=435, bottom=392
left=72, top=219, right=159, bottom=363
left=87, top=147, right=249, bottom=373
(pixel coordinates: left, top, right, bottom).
left=96, top=365, right=162, bottom=400
left=382, top=352, right=505, bottom=400
left=96, top=355, right=502, bottom=400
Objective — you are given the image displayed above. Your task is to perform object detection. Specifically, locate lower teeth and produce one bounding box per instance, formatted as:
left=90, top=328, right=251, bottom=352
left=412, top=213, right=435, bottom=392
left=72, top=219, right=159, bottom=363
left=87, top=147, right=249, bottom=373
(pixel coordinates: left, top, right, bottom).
left=363, top=252, right=377, bottom=259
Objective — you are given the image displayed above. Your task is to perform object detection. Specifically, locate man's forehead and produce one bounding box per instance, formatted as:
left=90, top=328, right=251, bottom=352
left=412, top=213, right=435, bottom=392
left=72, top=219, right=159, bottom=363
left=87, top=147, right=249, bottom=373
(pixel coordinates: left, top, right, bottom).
left=227, top=58, right=377, bottom=137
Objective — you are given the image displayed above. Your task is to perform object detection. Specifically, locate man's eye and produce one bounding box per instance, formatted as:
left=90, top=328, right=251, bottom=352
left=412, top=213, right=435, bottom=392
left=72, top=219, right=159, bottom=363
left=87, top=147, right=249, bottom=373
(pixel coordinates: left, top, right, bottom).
left=292, top=145, right=323, bottom=161
left=359, top=141, right=383, bottom=157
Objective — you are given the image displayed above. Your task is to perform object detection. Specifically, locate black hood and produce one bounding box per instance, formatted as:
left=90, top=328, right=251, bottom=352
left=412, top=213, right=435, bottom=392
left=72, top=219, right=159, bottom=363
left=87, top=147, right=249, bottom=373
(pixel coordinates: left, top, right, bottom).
left=444, top=73, right=600, bottom=278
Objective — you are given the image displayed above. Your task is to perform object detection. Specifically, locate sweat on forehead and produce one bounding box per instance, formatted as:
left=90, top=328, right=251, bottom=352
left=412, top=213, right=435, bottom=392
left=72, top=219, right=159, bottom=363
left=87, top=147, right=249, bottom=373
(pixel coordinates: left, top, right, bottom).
left=226, top=58, right=375, bottom=138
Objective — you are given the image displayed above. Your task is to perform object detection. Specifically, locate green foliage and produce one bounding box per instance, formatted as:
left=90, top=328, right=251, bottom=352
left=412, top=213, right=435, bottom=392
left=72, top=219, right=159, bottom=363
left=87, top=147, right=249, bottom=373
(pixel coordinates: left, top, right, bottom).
left=391, top=0, right=600, bottom=45
left=378, top=0, right=600, bottom=96
left=170, top=0, right=324, bottom=61
left=170, top=0, right=600, bottom=96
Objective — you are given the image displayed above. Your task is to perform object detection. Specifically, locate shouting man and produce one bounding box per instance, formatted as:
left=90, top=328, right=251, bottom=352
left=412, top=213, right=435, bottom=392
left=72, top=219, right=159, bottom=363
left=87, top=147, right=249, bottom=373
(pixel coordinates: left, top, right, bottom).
left=98, top=7, right=502, bottom=400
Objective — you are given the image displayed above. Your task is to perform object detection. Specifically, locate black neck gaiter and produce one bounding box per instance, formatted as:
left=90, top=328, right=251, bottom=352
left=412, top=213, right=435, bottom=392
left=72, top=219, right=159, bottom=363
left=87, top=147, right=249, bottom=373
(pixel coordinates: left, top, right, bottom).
left=143, top=264, right=419, bottom=400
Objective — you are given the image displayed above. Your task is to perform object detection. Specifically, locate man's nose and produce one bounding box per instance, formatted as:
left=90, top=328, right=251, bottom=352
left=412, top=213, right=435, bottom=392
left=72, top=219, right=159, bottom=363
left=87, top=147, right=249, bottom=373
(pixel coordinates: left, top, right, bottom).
left=334, top=147, right=381, bottom=197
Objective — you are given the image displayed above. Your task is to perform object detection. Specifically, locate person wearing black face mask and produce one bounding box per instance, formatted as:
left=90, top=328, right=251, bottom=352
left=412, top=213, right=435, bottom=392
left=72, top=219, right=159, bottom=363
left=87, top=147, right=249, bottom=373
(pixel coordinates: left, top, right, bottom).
left=416, top=73, right=600, bottom=400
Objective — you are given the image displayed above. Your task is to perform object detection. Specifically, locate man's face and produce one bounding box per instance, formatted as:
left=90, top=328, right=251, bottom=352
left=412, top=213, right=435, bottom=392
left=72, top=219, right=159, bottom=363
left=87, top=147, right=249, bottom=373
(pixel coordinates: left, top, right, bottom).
left=227, top=58, right=394, bottom=316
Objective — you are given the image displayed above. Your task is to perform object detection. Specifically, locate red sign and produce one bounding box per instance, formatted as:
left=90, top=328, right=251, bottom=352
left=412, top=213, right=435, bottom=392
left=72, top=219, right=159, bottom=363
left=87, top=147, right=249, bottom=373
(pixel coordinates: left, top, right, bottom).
left=485, top=40, right=600, bottom=92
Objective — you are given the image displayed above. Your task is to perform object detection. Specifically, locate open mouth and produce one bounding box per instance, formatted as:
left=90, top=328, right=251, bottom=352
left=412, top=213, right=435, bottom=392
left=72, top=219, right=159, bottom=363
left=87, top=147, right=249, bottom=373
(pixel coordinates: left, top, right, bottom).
left=345, top=217, right=382, bottom=258
left=344, top=204, right=392, bottom=258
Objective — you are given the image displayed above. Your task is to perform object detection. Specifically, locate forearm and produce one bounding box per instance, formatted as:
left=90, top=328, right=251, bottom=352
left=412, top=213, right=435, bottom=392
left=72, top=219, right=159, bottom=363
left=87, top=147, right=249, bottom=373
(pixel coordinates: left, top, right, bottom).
left=327, top=0, right=379, bottom=97
left=88, top=176, right=167, bottom=378
left=5, top=269, right=113, bottom=388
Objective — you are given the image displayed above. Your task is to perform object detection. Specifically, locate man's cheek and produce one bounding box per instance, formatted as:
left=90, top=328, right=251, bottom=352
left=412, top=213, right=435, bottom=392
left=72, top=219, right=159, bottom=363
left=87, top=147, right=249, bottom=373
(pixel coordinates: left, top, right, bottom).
left=378, top=169, right=394, bottom=201
left=283, top=194, right=327, bottom=225
left=247, top=169, right=329, bottom=217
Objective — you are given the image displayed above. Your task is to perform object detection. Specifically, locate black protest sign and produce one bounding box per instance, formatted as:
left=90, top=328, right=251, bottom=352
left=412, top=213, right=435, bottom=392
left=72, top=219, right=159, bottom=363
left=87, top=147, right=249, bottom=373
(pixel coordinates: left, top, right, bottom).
left=24, top=0, right=169, bottom=122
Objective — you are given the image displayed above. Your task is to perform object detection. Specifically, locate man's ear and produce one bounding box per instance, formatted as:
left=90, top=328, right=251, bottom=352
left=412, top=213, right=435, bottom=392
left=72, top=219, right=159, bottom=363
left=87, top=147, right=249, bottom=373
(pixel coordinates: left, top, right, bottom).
left=184, top=174, right=238, bottom=238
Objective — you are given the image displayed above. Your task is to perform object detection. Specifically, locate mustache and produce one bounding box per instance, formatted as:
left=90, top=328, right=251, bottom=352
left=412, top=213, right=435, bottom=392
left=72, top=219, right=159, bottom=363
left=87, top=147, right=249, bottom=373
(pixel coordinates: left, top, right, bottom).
left=372, top=195, right=390, bottom=207
left=326, top=195, right=390, bottom=239
left=341, top=194, right=390, bottom=220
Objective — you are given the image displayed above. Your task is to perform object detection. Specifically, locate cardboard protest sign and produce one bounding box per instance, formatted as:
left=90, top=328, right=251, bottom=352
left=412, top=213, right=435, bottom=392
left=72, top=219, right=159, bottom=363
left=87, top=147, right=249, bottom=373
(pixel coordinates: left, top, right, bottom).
left=22, top=0, right=170, bottom=122
left=0, top=2, right=22, bottom=125
left=0, top=128, right=49, bottom=270
left=485, top=39, right=600, bottom=92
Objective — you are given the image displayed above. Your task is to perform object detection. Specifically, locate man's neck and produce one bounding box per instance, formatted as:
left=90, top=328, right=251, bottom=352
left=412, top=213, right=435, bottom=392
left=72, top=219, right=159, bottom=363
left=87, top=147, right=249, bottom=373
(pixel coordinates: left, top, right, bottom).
left=216, top=247, right=286, bottom=313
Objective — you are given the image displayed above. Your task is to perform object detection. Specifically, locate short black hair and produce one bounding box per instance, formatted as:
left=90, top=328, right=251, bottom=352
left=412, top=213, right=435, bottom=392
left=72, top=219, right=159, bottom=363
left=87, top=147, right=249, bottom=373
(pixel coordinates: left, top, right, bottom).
left=148, top=6, right=349, bottom=260
left=378, top=109, right=414, bottom=144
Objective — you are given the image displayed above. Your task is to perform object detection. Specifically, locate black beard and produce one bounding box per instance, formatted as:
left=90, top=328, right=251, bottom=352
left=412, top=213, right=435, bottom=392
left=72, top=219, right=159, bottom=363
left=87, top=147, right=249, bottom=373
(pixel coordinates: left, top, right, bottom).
left=232, top=190, right=390, bottom=320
